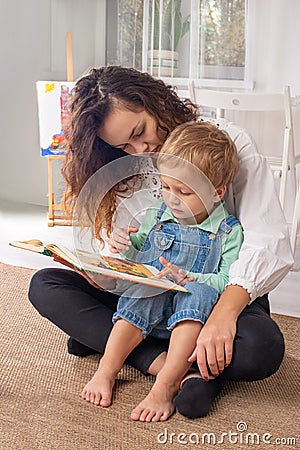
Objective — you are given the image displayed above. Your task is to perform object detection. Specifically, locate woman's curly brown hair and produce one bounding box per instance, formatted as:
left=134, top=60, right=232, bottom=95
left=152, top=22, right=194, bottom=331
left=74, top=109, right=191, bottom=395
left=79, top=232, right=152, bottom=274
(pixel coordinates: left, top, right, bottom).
left=62, top=66, right=198, bottom=242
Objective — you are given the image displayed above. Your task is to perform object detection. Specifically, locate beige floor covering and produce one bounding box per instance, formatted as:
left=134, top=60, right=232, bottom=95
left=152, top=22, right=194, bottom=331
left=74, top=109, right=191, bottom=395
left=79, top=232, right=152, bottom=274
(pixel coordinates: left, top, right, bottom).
left=0, top=262, right=299, bottom=450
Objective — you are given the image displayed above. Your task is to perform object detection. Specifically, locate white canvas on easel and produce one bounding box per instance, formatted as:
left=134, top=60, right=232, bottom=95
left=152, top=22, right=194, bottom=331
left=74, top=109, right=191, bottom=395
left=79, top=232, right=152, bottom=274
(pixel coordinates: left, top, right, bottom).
left=36, top=81, right=75, bottom=156
left=36, top=32, right=74, bottom=226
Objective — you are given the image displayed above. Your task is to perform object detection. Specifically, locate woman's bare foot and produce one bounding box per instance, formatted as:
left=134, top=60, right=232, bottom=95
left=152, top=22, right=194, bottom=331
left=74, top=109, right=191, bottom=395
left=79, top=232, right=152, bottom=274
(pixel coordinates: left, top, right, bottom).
left=81, top=369, right=115, bottom=407
left=131, top=379, right=177, bottom=422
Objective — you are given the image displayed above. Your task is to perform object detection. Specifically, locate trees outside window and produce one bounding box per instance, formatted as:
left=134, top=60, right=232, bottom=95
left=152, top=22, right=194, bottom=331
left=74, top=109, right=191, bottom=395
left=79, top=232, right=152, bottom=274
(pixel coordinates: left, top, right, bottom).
left=106, top=0, right=246, bottom=79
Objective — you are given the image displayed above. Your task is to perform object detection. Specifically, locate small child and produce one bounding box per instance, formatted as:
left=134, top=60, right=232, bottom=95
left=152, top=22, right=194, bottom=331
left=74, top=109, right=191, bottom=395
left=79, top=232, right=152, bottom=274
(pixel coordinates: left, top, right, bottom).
left=81, top=121, right=243, bottom=422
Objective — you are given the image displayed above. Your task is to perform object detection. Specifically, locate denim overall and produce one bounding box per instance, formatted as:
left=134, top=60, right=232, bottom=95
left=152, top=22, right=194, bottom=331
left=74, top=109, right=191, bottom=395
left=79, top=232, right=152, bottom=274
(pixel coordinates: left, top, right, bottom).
left=113, top=202, right=240, bottom=339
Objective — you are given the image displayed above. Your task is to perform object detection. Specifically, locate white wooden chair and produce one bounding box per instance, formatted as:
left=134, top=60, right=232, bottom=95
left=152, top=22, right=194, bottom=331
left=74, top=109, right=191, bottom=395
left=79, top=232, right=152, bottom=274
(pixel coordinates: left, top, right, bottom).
left=189, top=82, right=300, bottom=253
left=291, top=188, right=300, bottom=253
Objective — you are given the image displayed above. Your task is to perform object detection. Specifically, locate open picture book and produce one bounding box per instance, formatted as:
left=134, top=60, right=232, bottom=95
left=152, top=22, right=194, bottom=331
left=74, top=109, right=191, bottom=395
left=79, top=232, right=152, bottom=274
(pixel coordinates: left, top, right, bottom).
left=9, top=239, right=188, bottom=293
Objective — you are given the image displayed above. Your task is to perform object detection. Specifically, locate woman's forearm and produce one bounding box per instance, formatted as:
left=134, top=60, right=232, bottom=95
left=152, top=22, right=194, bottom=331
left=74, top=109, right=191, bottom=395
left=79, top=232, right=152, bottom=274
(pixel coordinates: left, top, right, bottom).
left=210, top=284, right=250, bottom=322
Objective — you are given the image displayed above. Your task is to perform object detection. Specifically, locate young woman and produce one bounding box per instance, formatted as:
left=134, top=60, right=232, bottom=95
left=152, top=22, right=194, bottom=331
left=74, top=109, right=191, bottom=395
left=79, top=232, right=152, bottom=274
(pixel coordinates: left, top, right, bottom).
left=28, top=66, right=293, bottom=419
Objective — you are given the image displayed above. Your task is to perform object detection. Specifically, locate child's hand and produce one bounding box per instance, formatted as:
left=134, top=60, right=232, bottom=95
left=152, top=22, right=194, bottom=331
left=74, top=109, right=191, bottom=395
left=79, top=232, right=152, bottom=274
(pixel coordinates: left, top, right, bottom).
left=157, top=256, right=194, bottom=285
left=108, top=226, right=138, bottom=253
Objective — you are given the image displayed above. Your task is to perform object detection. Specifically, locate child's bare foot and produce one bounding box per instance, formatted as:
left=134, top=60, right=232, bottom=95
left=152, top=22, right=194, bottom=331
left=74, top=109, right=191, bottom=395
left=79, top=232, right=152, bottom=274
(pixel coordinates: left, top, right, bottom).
left=130, top=380, right=177, bottom=422
left=81, top=369, right=115, bottom=407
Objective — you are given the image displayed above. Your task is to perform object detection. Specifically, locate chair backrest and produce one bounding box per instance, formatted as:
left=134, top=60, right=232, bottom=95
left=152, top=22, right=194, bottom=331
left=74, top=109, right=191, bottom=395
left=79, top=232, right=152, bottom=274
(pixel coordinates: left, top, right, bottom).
left=189, top=82, right=292, bottom=118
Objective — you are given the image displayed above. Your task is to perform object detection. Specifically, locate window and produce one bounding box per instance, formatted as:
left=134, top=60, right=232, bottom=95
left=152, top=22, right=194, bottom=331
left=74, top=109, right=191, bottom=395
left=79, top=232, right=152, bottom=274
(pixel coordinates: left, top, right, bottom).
left=106, top=0, right=246, bottom=80
left=106, top=0, right=144, bottom=69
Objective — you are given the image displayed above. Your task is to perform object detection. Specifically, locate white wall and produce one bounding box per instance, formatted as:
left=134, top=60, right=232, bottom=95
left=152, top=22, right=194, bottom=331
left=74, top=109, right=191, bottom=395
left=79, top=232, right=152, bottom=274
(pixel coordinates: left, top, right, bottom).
left=0, top=0, right=106, bottom=206
left=246, top=0, right=300, bottom=92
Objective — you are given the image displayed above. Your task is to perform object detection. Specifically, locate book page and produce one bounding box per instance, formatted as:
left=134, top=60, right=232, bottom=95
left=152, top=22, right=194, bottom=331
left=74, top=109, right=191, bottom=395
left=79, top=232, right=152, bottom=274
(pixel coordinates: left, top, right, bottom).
left=9, top=239, right=188, bottom=293
left=10, top=239, right=46, bottom=254
left=79, top=252, right=156, bottom=278
left=75, top=250, right=187, bottom=292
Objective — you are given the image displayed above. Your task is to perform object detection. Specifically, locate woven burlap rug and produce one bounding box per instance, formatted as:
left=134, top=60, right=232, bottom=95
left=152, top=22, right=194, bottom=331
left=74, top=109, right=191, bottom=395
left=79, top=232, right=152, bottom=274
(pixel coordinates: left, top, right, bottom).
left=0, top=262, right=299, bottom=450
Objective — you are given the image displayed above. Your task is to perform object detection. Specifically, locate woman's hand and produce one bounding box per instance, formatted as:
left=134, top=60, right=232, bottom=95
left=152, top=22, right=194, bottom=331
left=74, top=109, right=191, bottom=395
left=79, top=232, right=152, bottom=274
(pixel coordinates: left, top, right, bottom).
left=108, top=226, right=139, bottom=253
left=157, top=256, right=194, bottom=285
left=188, top=285, right=250, bottom=380
left=188, top=313, right=236, bottom=380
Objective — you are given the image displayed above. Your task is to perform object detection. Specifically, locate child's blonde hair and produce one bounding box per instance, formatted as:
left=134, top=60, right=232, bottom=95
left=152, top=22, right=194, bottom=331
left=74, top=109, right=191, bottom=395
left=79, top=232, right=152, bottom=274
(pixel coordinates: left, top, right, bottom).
left=157, top=121, right=238, bottom=189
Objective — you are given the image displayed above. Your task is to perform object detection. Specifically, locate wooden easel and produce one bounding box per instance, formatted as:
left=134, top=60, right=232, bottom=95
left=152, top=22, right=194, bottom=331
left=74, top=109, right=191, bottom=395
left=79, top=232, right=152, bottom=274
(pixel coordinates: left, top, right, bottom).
left=47, top=32, right=73, bottom=226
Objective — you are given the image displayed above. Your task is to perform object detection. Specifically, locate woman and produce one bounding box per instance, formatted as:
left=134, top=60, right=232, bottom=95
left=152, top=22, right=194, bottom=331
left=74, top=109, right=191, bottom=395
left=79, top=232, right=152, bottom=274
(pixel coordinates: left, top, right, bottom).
left=28, top=66, right=293, bottom=420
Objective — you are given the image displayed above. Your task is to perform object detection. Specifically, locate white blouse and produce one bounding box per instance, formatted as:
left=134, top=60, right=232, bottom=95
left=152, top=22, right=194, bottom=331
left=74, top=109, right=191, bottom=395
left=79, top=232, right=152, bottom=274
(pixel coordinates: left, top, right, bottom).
left=111, top=118, right=294, bottom=302
left=214, top=118, right=293, bottom=300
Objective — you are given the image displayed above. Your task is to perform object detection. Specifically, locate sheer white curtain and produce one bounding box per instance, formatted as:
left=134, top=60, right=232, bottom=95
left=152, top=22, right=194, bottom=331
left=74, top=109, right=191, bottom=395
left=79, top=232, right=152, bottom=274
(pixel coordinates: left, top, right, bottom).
left=143, top=0, right=246, bottom=79
left=107, top=0, right=246, bottom=80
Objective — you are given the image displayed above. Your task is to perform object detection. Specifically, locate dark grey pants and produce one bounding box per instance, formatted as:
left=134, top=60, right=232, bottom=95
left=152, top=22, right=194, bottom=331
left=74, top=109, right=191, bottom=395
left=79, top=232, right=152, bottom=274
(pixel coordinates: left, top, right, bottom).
left=28, top=268, right=285, bottom=380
